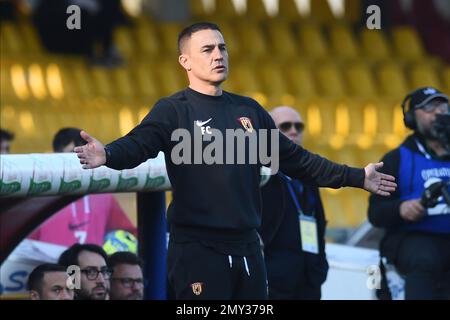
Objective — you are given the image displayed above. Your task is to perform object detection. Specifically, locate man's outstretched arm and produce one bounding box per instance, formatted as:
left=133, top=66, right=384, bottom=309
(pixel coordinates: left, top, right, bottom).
left=75, top=99, right=177, bottom=170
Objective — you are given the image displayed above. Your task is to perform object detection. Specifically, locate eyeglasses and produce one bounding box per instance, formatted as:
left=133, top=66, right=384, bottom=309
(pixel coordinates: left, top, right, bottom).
left=416, top=101, right=449, bottom=113
left=111, top=277, right=144, bottom=288
left=278, top=122, right=304, bottom=133
left=81, top=267, right=112, bottom=280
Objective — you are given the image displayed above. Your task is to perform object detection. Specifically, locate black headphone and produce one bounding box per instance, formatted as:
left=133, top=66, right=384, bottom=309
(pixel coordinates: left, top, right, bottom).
left=401, top=89, right=421, bottom=130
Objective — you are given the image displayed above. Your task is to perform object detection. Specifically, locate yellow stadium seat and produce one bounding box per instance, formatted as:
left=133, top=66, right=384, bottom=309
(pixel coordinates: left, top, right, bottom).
left=315, top=63, right=346, bottom=98
left=373, top=100, right=409, bottom=148
left=304, top=100, right=338, bottom=146
left=114, top=26, right=135, bottom=58
left=158, top=22, right=183, bottom=57
left=245, top=0, right=269, bottom=21
left=329, top=24, right=360, bottom=61
left=278, top=0, right=302, bottom=22
left=112, top=68, right=136, bottom=101
left=344, top=0, right=362, bottom=24
left=0, top=22, right=24, bottom=56
left=265, top=21, right=298, bottom=60
left=409, top=64, right=442, bottom=90
left=225, top=61, right=262, bottom=96
left=392, top=26, right=425, bottom=62
left=282, top=62, right=317, bottom=101
left=215, top=0, right=240, bottom=20
left=189, top=0, right=209, bottom=21
left=377, top=63, right=409, bottom=99
left=156, top=59, right=186, bottom=97
left=310, top=0, right=336, bottom=24
left=19, top=20, right=45, bottom=55
left=130, top=63, right=160, bottom=102
left=70, top=62, right=96, bottom=99
left=235, top=21, right=267, bottom=59
left=257, top=61, right=291, bottom=101
left=345, top=63, right=377, bottom=98
left=90, top=67, right=114, bottom=98
left=360, top=29, right=392, bottom=62
left=134, top=19, right=160, bottom=58
left=297, top=24, right=329, bottom=61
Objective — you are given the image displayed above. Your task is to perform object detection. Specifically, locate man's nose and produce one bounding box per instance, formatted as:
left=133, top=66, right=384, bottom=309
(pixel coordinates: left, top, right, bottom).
left=213, top=47, right=223, bottom=60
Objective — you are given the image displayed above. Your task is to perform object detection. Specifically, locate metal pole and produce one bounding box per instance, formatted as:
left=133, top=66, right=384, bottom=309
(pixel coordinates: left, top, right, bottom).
left=137, top=191, right=167, bottom=300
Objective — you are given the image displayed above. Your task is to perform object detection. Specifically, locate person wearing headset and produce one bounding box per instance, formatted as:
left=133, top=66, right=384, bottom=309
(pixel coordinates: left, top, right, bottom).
left=368, top=87, right=450, bottom=300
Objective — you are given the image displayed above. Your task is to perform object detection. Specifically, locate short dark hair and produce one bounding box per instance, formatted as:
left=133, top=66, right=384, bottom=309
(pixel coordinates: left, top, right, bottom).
left=0, top=128, right=14, bottom=142
left=52, top=127, right=85, bottom=152
left=58, top=243, right=108, bottom=267
left=108, top=251, right=143, bottom=271
left=178, top=22, right=221, bottom=53
left=28, top=263, right=67, bottom=292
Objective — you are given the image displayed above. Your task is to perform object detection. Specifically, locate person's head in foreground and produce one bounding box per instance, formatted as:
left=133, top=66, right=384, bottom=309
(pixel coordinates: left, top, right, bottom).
left=58, top=243, right=111, bottom=300
left=178, top=22, right=228, bottom=95
left=28, top=263, right=74, bottom=300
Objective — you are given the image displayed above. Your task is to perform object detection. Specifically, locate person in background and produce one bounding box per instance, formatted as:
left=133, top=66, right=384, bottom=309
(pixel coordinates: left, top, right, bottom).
left=259, top=106, right=328, bottom=299
left=28, top=263, right=74, bottom=300
left=109, top=251, right=144, bottom=300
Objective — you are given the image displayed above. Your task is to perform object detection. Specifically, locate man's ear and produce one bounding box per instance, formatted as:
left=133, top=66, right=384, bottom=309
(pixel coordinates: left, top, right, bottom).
left=178, top=54, right=191, bottom=71
left=30, top=290, right=40, bottom=300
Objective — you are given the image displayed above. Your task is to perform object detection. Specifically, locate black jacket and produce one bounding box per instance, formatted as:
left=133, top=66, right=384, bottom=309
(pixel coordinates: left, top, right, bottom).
left=259, top=174, right=328, bottom=287
left=105, top=88, right=365, bottom=243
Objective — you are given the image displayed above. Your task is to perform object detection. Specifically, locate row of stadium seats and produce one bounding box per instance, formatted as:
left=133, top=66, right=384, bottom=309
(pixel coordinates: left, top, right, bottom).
left=0, top=17, right=439, bottom=65
left=2, top=55, right=449, bottom=104
left=189, top=0, right=363, bottom=25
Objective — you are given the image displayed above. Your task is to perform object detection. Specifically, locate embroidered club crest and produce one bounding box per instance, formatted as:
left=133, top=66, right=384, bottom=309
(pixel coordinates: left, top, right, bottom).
left=191, top=282, right=203, bottom=296
left=238, top=117, right=254, bottom=133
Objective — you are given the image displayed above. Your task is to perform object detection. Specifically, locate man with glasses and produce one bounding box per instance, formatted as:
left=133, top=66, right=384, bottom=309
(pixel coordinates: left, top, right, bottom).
left=258, top=106, right=328, bottom=299
left=109, top=251, right=144, bottom=300
left=368, top=87, right=450, bottom=299
left=58, top=243, right=111, bottom=300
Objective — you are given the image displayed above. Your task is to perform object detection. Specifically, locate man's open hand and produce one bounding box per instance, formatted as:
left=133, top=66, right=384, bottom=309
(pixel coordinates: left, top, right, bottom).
left=74, top=131, right=106, bottom=169
left=364, top=162, right=397, bottom=196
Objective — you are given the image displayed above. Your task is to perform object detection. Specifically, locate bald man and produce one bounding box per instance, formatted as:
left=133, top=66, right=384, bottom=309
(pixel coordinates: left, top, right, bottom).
left=258, top=106, right=328, bottom=300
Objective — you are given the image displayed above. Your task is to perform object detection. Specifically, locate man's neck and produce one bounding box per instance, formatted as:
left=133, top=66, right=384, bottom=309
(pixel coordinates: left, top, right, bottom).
left=425, top=138, right=447, bottom=157
left=188, top=82, right=222, bottom=96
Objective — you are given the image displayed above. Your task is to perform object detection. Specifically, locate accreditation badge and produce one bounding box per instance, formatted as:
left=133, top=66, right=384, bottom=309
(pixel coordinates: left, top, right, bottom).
left=299, top=215, right=319, bottom=254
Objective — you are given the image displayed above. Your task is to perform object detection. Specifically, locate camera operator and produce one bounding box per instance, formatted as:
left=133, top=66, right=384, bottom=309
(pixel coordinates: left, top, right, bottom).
left=368, top=87, right=450, bottom=300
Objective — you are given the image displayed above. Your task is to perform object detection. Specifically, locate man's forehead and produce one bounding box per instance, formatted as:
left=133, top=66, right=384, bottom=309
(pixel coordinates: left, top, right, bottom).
left=78, top=250, right=106, bottom=266
left=114, top=264, right=143, bottom=276
left=271, top=107, right=302, bottom=122
left=43, top=271, right=68, bottom=283
left=190, top=29, right=225, bottom=46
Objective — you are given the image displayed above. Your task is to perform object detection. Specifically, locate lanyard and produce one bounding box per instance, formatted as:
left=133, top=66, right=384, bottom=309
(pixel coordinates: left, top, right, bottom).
left=283, top=176, right=305, bottom=216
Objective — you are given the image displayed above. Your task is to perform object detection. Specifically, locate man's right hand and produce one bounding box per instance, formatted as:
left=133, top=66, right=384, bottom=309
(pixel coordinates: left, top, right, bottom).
left=74, top=131, right=106, bottom=169
left=399, top=199, right=426, bottom=222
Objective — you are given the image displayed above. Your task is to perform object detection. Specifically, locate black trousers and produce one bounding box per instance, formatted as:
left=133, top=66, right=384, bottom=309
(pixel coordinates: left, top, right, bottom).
left=265, top=250, right=326, bottom=300
left=167, top=240, right=267, bottom=300
left=396, top=232, right=450, bottom=300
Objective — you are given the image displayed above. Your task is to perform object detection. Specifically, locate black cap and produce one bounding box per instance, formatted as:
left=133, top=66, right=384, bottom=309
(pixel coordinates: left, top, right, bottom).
left=410, top=87, right=449, bottom=110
